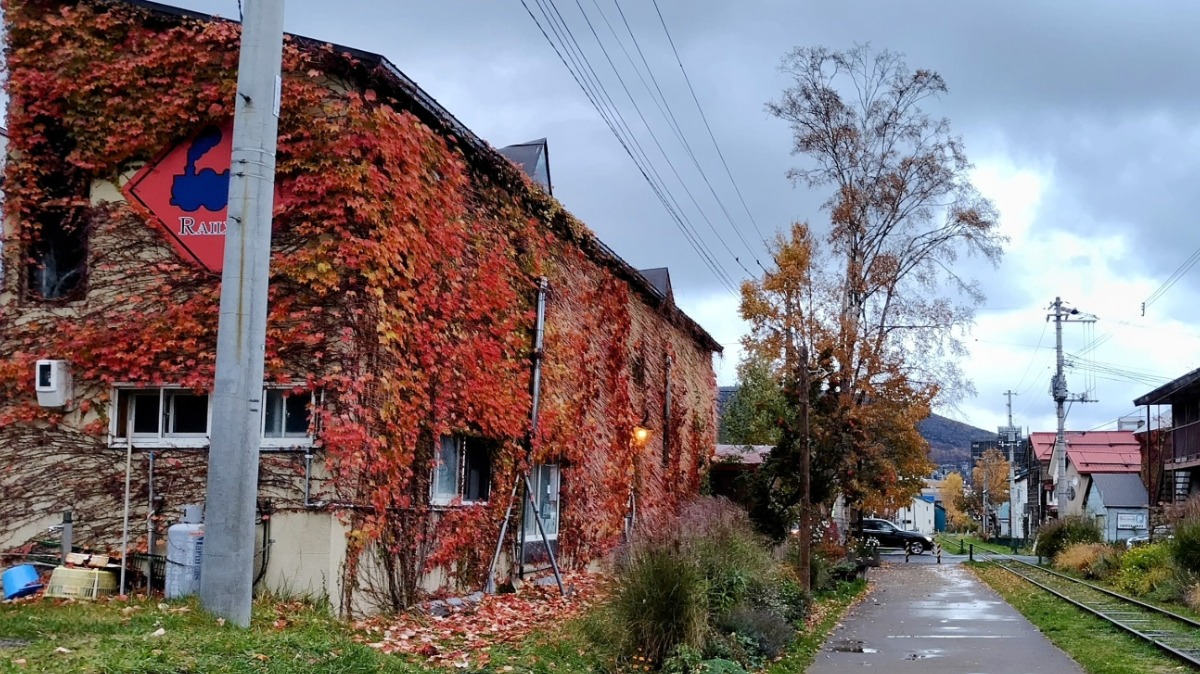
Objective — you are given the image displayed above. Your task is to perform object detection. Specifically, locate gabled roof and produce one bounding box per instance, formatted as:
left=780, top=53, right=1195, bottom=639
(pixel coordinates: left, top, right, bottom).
left=1029, top=430, right=1141, bottom=473
left=1134, top=365, right=1200, bottom=406
left=638, top=267, right=672, bottom=299
left=713, top=444, right=771, bottom=465
left=498, top=139, right=551, bottom=194
left=1091, top=473, right=1149, bottom=507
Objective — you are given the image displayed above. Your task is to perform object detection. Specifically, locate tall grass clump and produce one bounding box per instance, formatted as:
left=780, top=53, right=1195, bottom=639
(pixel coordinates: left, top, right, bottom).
left=599, top=497, right=806, bottom=671
left=1171, top=518, right=1200, bottom=574
left=1054, top=543, right=1106, bottom=575
left=674, top=498, right=778, bottom=615
left=1036, top=516, right=1101, bottom=560
left=608, top=545, right=709, bottom=665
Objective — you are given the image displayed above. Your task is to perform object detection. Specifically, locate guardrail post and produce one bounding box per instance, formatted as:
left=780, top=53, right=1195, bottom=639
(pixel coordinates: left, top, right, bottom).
left=969, top=543, right=974, bottom=562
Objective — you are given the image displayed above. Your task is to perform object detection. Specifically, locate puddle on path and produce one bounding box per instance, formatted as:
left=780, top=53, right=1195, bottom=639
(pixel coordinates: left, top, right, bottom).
left=828, top=639, right=878, bottom=653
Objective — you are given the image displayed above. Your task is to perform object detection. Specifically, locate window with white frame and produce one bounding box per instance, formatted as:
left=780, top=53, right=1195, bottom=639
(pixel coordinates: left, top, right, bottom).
left=110, top=386, right=313, bottom=448
left=430, top=436, right=492, bottom=506
left=523, top=464, right=560, bottom=540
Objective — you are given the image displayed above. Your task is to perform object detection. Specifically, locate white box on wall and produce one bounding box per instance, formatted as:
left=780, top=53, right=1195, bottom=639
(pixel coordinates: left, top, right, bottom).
left=35, top=359, right=72, bottom=408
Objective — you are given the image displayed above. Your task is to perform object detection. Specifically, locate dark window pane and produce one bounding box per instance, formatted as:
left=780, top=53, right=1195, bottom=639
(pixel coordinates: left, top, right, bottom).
left=169, top=393, right=208, bottom=434
left=284, top=392, right=311, bottom=436
left=132, top=393, right=161, bottom=435
left=116, top=390, right=130, bottom=438
left=263, top=390, right=284, bottom=438
left=463, top=439, right=491, bottom=502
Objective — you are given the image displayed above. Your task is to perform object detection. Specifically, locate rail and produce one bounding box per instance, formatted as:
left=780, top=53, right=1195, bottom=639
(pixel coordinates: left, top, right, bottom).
left=984, top=553, right=1200, bottom=669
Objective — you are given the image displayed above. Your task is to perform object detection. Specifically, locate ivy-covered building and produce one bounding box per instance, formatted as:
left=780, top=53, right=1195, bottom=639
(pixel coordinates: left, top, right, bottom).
left=0, top=0, right=721, bottom=613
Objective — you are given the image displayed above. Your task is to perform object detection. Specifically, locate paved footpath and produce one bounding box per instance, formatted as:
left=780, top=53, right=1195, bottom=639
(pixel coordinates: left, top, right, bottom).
left=808, top=561, right=1084, bottom=673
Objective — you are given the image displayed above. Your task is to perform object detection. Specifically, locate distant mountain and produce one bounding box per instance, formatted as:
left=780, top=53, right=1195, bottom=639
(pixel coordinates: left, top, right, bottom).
left=919, top=414, right=994, bottom=465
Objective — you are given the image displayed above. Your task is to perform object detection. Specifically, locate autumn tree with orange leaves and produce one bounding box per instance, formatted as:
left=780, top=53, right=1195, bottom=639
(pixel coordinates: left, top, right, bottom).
left=741, top=45, right=1005, bottom=541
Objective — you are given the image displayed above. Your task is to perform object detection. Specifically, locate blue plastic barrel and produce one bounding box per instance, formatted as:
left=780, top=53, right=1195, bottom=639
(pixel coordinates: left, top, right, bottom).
left=2, top=564, right=43, bottom=600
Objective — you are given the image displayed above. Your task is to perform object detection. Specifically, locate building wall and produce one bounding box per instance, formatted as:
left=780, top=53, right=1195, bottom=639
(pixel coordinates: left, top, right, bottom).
left=0, top=0, right=717, bottom=612
left=894, top=497, right=935, bottom=534
left=1082, top=482, right=1148, bottom=543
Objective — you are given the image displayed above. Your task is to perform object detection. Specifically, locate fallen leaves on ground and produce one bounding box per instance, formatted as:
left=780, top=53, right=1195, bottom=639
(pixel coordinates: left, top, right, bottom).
left=354, top=572, right=607, bottom=669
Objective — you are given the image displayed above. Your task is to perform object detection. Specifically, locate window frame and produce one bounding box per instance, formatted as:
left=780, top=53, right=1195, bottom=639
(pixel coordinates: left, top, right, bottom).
left=429, top=435, right=493, bottom=507
left=109, top=385, right=315, bottom=450
left=523, top=463, right=561, bottom=541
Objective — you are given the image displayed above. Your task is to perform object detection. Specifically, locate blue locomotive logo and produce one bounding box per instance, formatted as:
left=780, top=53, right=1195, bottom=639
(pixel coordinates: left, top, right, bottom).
left=170, top=126, right=230, bottom=213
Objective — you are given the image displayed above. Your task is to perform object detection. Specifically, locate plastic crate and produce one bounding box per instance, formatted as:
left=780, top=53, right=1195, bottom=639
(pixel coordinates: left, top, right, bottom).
left=44, top=567, right=117, bottom=600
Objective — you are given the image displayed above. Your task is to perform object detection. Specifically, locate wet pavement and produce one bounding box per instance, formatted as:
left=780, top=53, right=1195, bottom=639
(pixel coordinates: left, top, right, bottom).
left=808, top=561, right=1085, bottom=673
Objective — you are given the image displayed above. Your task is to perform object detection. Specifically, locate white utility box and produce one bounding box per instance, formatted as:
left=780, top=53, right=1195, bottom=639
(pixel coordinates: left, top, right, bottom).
left=35, top=359, right=72, bottom=408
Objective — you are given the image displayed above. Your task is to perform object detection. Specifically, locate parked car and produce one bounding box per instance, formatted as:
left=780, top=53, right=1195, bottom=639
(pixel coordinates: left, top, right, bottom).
left=852, top=518, right=935, bottom=554
left=1126, top=525, right=1173, bottom=549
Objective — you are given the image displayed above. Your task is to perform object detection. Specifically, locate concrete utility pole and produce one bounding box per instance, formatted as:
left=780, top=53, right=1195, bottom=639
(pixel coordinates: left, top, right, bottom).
left=1003, top=390, right=1018, bottom=542
left=200, top=0, right=286, bottom=628
left=1048, top=297, right=1096, bottom=519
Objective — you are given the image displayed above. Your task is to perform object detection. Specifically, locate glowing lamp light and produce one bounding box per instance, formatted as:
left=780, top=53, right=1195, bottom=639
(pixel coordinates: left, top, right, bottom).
left=633, top=425, right=651, bottom=444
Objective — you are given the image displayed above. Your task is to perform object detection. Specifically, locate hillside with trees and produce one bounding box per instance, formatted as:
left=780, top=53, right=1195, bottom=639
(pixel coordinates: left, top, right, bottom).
left=919, top=414, right=994, bottom=465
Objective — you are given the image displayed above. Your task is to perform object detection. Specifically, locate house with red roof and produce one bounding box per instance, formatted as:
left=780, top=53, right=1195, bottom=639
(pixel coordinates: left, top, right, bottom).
left=1025, top=430, right=1148, bottom=542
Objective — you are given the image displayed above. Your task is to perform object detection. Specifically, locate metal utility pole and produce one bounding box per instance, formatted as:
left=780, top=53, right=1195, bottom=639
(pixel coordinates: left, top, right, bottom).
left=200, top=0, right=286, bottom=628
left=798, top=342, right=811, bottom=593
left=1002, top=391, right=1018, bottom=543
left=1048, top=297, right=1096, bottom=520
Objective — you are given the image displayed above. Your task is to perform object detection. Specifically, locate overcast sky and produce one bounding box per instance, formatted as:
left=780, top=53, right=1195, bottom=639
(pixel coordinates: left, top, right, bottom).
left=125, top=1, right=1200, bottom=435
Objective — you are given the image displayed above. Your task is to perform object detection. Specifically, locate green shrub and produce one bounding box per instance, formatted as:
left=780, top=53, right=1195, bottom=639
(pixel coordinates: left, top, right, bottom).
left=1114, top=542, right=1175, bottom=597
left=1090, top=546, right=1124, bottom=581
left=662, top=646, right=749, bottom=674
left=716, top=604, right=795, bottom=660
left=769, top=575, right=811, bottom=626
left=610, top=546, right=708, bottom=665
left=1173, top=518, right=1200, bottom=573
left=1036, top=516, right=1102, bottom=560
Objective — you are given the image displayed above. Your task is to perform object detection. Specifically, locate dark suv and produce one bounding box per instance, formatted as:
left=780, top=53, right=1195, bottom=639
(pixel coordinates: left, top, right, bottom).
left=853, top=518, right=934, bottom=554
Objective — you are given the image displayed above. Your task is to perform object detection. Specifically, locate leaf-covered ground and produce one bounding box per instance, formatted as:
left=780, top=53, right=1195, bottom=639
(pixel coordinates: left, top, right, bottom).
left=353, top=572, right=607, bottom=670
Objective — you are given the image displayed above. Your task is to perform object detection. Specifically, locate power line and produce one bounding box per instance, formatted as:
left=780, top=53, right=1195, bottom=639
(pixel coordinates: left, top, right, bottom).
left=566, top=0, right=754, bottom=277
left=1144, top=244, right=1200, bottom=311
left=519, top=0, right=739, bottom=293
left=534, top=0, right=740, bottom=289
left=649, top=0, right=772, bottom=254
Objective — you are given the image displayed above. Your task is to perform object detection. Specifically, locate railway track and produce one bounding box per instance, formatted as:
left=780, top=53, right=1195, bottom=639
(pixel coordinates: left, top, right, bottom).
left=986, top=554, right=1200, bottom=669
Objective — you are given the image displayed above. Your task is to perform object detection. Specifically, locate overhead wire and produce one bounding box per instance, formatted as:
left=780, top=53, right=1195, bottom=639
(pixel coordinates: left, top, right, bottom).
left=532, top=0, right=741, bottom=291
left=566, top=0, right=754, bottom=277
left=518, top=0, right=739, bottom=293
left=527, top=0, right=734, bottom=291
left=649, top=0, right=772, bottom=256
left=1144, top=244, right=1200, bottom=311
left=592, top=0, right=766, bottom=272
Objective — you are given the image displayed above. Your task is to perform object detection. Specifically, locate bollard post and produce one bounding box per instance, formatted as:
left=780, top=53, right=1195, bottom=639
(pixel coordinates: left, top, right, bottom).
left=936, top=542, right=942, bottom=564
left=969, top=543, right=974, bottom=562
left=959, top=539, right=965, bottom=555
left=905, top=547, right=911, bottom=563
left=60, top=511, right=73, bottom=565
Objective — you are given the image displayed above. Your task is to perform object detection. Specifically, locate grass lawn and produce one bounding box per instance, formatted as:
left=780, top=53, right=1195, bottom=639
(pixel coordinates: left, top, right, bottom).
left=971, top=563, right=1185, bottom=674
left=0, top=581, right=869, bottom=674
